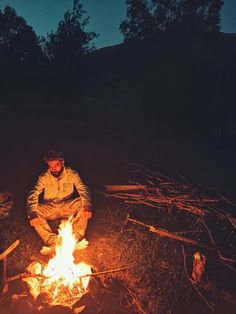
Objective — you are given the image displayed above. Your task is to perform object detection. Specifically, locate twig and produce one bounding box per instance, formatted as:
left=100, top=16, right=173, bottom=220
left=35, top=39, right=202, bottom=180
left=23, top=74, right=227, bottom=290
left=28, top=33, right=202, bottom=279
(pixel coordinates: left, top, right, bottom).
left=201, top=219, right=236, bottom=269
left=121, top=283, right=147, bottom=314
left=78, top=267, right=127, bottom=279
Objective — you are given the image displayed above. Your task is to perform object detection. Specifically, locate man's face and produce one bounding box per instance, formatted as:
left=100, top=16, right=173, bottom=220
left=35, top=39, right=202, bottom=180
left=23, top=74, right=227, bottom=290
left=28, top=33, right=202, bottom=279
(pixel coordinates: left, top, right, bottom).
left=47, top=160, right=64, bottom=177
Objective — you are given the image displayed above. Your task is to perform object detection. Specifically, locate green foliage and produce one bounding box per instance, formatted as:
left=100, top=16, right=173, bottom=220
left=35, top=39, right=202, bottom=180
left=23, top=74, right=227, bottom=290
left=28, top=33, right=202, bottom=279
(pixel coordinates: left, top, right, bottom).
left=44, top=0, right=98, bottom=67
left=0, top=5, right=43, bottom=63
left=121, top=0, right=224, bottom=42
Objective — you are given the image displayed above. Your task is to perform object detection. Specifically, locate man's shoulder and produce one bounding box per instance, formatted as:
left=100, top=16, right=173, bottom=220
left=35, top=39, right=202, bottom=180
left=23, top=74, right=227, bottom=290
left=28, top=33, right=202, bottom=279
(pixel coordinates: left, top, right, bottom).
left=65, top=167, right=79, bottom=176
left=38, top=169, right=50, bottom=180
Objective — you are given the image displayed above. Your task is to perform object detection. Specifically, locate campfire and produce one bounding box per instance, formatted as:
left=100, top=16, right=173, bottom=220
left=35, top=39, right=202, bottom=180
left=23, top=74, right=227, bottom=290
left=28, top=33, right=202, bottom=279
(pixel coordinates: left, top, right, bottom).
left=0, top=215, right=129, bottom=313
left=24, top=218, right=92, bottom=307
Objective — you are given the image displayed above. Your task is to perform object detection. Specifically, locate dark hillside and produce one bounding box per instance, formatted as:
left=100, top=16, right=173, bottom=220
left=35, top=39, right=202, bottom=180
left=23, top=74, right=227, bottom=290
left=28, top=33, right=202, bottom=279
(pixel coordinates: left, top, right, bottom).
left=79, top=32, right=236, bottom=137
left=1, top=32, right=236, bottom=147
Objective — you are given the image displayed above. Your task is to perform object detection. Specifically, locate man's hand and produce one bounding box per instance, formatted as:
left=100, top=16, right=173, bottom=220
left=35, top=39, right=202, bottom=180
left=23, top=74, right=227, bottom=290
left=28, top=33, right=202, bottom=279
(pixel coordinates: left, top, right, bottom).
left=84, top=211, right=92, bottom=219
left=30, top=217, right=41, bottom=227
left=83, top=205, right=92, bottom=219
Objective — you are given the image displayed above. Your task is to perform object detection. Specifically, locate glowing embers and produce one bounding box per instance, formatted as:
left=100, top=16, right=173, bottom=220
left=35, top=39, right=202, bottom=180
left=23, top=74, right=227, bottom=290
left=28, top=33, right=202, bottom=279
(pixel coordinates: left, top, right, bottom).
left=24, top=219, right=91, bottom=306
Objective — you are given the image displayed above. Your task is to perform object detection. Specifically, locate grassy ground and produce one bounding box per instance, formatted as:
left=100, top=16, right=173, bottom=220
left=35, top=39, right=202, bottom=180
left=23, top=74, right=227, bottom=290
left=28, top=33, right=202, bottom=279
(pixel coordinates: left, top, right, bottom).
left=0, top=116, right=236, bottom=313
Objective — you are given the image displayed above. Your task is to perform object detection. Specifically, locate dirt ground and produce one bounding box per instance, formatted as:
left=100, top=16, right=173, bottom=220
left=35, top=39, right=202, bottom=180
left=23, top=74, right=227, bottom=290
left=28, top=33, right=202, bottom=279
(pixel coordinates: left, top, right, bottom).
left=0, top=115, right=236, bottom=313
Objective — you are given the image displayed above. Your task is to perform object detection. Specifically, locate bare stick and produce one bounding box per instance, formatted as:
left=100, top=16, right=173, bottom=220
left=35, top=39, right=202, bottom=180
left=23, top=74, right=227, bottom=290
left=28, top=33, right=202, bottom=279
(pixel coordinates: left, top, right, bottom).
left=105, top=185, right=147, bottom=191
left=121, top=283, right=147, bottom=314
left=0, top=240, right=20, bottom=260
left=128, top=217, right=236, bottom=257
left=7, top=267, right=127, bottom=283
left=1, top=257, right=8, bottom=295
left=7, top=272, right=45, bottom=282
left=78, top=267, right=127, bottom=279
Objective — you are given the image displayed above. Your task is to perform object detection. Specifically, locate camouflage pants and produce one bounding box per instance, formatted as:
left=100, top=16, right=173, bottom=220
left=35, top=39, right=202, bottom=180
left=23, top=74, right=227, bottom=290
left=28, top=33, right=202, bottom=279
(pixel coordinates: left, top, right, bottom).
left=33, top=197, right=88, bottom=246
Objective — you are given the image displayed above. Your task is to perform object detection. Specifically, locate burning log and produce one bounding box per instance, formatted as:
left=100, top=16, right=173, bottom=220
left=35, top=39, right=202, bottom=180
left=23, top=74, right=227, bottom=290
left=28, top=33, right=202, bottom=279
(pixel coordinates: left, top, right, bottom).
left=21, top=219, right=93, bottom=307
left=0, top=220, right=132, bottom=313
left=11, top=294, right=37, bottom=314
left=7, top=218, right=127, bottom=310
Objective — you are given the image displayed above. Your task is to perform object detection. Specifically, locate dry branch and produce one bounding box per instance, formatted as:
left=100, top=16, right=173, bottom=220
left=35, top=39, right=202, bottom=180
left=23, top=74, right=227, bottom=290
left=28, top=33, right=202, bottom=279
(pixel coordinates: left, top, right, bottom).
left=121, top=283, right=147, bottom=314
left=0, top=240, right=20, bottom=260
left=127, top=217, right=236, bottom=258
left=105, top=185, right=147, bottom=191
left=78, top=267, right=127, bottom=279
left=7, top=267, right=127, bottom=283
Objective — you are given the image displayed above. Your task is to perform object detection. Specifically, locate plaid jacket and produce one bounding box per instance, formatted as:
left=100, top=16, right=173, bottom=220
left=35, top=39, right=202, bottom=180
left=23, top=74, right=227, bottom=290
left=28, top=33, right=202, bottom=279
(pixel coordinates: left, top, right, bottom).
left=27, top=167, right=91, bottom=216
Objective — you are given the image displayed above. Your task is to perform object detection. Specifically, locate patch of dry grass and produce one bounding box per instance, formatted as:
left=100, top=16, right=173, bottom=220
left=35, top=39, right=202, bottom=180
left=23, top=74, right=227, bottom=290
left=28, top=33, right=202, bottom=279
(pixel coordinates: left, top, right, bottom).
left=0, top=194, right=236, bottom=313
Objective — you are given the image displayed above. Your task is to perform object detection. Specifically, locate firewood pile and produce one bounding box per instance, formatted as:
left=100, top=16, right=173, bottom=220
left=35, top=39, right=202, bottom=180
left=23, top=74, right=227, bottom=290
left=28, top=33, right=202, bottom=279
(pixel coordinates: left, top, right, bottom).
left=105, top=165, right=236, bottom=227
left=104, top=165, right=236, bottom=310
left=105, top=165, right=236, bottom=237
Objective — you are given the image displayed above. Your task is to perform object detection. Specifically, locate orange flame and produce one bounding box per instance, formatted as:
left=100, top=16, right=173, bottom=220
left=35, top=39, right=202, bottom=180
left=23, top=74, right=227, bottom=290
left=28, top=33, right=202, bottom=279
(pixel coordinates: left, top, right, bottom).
left=26, top=218, right=91, bottom=305
left=43, top=219, right=91, bottom=293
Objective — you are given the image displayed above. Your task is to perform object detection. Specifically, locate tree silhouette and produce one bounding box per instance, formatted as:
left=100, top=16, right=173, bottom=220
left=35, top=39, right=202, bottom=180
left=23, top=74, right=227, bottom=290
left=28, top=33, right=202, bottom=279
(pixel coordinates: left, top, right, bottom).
left=0, top=5, right=43, bottom=63
left=179, top=0, right=223, bottom=33
left=151, top=0, right=182, bottom=32
left=119, top=0, right=155, bottom=42
left=45, top=0, right=98, bottom=68
left=121, top=0, right=224, bottom=41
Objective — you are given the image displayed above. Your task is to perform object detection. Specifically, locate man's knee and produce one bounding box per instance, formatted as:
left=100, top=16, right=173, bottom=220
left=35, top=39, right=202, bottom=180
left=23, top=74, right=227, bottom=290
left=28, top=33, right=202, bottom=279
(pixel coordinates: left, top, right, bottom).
left=37, top=202, right=59, bottom=220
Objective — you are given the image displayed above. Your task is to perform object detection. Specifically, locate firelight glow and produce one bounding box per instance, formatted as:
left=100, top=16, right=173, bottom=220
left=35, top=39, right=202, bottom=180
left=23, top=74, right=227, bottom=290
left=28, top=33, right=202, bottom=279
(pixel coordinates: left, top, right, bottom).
left=42, top=218, right=91, bottom=297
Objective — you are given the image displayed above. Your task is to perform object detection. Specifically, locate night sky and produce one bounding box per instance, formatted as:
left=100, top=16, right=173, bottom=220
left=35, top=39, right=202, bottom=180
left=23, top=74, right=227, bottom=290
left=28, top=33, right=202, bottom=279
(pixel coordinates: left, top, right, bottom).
left=0, top=0, right=236, bottom=48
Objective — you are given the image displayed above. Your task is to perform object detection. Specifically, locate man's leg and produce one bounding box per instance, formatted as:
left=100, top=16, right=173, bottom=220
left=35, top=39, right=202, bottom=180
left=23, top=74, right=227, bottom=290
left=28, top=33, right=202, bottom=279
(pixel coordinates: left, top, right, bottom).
left=73, top=210, right=88, bottom=240
left=59, top=198, right=88, bottom=241
left=33, top=203, right=58, bottom=246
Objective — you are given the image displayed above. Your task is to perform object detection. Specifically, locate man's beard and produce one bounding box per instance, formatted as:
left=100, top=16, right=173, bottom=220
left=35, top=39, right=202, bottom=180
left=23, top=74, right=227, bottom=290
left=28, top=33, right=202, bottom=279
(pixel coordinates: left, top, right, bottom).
left=51, top=168, right=64, bottom=177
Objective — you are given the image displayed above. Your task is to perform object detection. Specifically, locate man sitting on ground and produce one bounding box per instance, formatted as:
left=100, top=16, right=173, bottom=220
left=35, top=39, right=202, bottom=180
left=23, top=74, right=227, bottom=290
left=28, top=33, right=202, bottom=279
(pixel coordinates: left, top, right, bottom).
left=27, top=150, right=92, bottom=255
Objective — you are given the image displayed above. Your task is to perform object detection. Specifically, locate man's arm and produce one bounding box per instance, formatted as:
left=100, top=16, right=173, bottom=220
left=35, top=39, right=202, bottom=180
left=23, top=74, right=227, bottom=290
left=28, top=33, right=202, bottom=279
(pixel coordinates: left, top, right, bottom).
left=73, top=172, right=92, bottom=218
left=27, top=175, right=45, bottom=225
